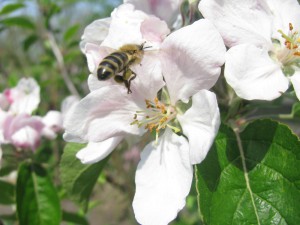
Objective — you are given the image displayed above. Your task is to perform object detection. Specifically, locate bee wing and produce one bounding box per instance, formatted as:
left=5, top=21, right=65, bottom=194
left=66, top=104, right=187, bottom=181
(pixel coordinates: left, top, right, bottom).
left=84, top=43, right=116, bottom=74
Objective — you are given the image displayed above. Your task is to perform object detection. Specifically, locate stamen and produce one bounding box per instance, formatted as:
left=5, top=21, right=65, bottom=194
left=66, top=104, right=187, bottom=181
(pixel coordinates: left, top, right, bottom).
left=276, top=23, right=300, bottom=66
left=131, top=98, right=180, bottom=142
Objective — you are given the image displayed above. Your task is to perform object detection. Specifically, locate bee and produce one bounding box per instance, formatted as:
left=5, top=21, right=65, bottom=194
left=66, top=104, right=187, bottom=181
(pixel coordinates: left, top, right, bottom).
left=97, top=42, right=151, bottom=94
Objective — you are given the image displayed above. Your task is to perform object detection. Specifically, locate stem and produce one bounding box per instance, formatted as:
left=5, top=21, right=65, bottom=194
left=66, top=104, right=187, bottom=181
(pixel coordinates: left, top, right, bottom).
left=233, top=127, right=261, bottom=225
left=46, top=31, right=79, bottom=97
left=245, top=113, right=295, bottom=122
left=194, top=165, right=204, bottom=222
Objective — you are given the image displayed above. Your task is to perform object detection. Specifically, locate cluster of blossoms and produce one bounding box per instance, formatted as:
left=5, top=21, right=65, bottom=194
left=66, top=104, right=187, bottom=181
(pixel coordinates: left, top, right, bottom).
left=63, top=1, right=225, bottom=224
left=63, top=0, right=300, bottom=224
left=199, top=0, right=300, bottom=101
left=0, top=78, right=63, bottom=153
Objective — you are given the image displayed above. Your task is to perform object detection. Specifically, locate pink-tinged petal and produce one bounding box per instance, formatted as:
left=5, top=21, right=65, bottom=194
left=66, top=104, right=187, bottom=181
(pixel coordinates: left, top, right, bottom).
left=140, top=16, right=170, bottom=43
left=3, top=114, right=44, bottom=141
left=11, top=126, right=41, bottom=151
left=76, top=136, right=123, bottom=164
left=0, top=94, right=9, bottom=110
left=225, top=44, right=289, bottom=100
left=199, top=0, right=273, bottom=48
left=130, top=52, right=165, bottom=99
left=42, top=111, right=63, bottom=132
left=124, top=0, right=183, bottom=27
left=42, top=110, right=63, bottom=139
left=290, top=71, right=300, bottom=101
left=177, top=90, right=220, bottom=164
left=80, top=17, right=111, bottom=52
left=63, top=85, right=145, bottom=143
left=133, top=129, right=193, bottom=225
left=102, top=4, right=148, bottom=48
left=8, top=78, right=40, bottom=114
left=160, top=19, right=226, bottom=104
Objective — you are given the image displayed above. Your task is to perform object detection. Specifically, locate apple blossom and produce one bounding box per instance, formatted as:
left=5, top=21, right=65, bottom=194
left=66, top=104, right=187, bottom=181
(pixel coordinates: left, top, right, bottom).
left=199, top=0, right=300, bottom=101
left=41, top=110, right=63, bottom=139
left=80, top=3, right=169, bottom=94
left=3, top=114, right=44, bottom=151
left=4, top=77, right=40, bottom=114
left=0, top=77, right=64, bottom=151
left=64, top=4, right=226, bottom=223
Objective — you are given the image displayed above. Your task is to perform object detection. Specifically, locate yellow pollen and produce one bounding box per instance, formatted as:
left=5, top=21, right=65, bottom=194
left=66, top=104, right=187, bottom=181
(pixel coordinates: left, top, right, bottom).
left=276, top=23, right=300, bottom=65
left=131, top=97, right=180, bottom=142
left=294, top=52, right=300, bottom=56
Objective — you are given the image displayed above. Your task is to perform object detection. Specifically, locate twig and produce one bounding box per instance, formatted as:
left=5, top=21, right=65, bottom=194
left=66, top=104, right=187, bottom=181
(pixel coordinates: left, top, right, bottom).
left=46, top=31, right=79, bottom=97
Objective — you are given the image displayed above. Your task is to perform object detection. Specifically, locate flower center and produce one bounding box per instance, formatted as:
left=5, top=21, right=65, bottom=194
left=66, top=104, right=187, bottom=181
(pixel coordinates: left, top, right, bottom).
left=276, top=23, right=300, bottom=66
left=131, top=97, right=180, bottom=141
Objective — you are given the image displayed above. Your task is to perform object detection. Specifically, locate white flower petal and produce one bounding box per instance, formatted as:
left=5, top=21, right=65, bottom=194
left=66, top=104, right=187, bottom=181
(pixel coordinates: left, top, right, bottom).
left=61, top=95, right=80, bottom=117
left=85, top=43, right=114, bottom=74
left=225, top=44, right=289, bottom=100
left=199, top=0, right=273, bottom=48
left=161, top=19, right=225, bottom=103
left=42, top=110, right=63, bottom=131
left=130, top=52, right=165, bottom=99
left=102, top=4, right=148, bottom=48
left=290, top=71, right=300, bottom=101
left=87, top=74, right=114, bottom=92
left=266, top=0, right=300, bottom=41
left=133, top=129, right=193, bottom=225
left=76, top=136, right=123, bottom=164
left=63, top=85, right=145, bottom=142
left=140, top=16, right=170, bottom=43
left=8, top=78, right=40, bottom=114
left=80, top=17, right=111, bottom=52
left=177, top=90, right=220, bottom=164
left=11, top=126, right=40, bottom=151
left=124, top=0, right=183, bottom=27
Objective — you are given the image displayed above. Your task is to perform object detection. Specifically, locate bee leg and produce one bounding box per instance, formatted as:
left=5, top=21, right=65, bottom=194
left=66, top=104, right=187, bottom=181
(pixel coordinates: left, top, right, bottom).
left=122, top=68, right=136, bottom=94
left=114, top=75, right=124, bottom=84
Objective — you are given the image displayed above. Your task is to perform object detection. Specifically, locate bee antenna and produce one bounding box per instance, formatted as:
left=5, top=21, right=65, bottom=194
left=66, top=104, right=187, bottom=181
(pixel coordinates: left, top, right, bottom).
left=143, top=46, right=152, bottom=50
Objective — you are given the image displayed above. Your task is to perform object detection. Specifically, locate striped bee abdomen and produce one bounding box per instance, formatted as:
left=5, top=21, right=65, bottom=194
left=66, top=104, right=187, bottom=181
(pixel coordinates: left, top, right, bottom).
left=97, top=52, right=129, bottom=80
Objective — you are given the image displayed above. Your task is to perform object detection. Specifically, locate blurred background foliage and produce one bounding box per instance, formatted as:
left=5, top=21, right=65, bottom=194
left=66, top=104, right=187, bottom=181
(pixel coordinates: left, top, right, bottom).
left=0, top=1, right=201, bottom=224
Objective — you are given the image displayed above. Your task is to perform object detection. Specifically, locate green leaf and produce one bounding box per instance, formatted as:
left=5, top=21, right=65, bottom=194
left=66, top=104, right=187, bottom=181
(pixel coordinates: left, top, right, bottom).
left=0, top=180, right=15, bottom=204
left=16, top=163, right=61, bottom=225
left=23, top=34, right=38, bottom=51
left=62, top=211, right=88, bottom=225
left=196, top=119, right=300, bottom=225
left=0, top=17, right=35, bottom=29
left=63, top=24, right=80, bottom=42
left=0, top=166, right=16, bottom=177
left=0, top=3, right=24, bottom=16
left=60, top=143, right=109, bottom=212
